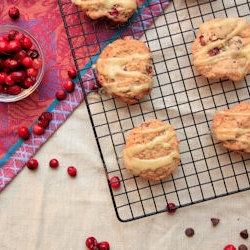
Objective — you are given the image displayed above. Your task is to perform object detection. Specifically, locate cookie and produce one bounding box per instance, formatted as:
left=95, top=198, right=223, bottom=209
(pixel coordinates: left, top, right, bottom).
left=71, top=0, right=137, bottom=23
left=212, top=102, right=250, bottom=153
left=123, top=119, right=180, bottom=182
left=192, top=18, right=250, bottom=81
left=95, top=36, right=153, bottom=105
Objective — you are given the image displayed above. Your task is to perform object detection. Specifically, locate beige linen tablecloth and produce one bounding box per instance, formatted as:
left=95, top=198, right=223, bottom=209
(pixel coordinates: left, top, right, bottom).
left=0, top=101, right=249, bottom=250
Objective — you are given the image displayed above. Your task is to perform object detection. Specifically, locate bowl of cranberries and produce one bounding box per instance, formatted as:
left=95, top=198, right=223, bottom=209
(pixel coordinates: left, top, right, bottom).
left=0, top=25, right=45, bottom=102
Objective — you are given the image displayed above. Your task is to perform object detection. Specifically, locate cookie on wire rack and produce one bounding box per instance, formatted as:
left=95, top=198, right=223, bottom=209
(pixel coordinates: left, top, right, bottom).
left=123, top=119, right=180, bottom=182
left=212, top=102, right=250, bottom=154
left=71, top=0, right=137, bottom=23
left=95, top=36, right=153, bottom=105
left=192, top=18, right=250, bottom=81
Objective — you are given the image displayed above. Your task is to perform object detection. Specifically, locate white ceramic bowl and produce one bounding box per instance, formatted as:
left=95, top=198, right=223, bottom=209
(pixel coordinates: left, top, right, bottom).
left=0, top=25, right=45, bottom=102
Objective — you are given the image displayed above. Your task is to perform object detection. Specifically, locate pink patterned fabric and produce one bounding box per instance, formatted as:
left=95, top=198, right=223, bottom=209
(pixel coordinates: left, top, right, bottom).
left=0, top=0, right=170, bottom=191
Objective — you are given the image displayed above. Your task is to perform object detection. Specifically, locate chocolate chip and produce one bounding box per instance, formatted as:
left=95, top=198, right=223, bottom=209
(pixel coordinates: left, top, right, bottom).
left=185, top=227, right=195, bottom=237
left=211, top=217, right=220, bottom=227
left=238, top=244, right=248, bottom=250
left=240, top=229, right=249, bottom=239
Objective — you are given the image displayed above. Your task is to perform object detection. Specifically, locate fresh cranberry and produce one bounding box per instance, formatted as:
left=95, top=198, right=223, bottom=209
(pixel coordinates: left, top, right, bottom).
left=10, top=85, right=21, bottom=95
left=8, top=6, right=20, bottom=19
left=67, top=67, right=77, bottom=79
left=23, top=77, right=36, bottom=88
left=56, top=89, right=67, bottom=100
left=26, top=67, right=38, bottom=77
left=6, top=40, right=21, bottom=54
left=49, top=159, right=59, bottom=168
left=8, top=30, right=19, bottom=41
left=166, top=203, right=177, bottom=214
left=9, top=59, right=21, bottom=71
left=224, top=244, right=236, bottom=250
left=0, top=40, right=8, bottom=54
left=18, top=126, right=30, bottom=140
left=14, top=49, right=27, bottom=61
left=98, top=241, right=110, bottom=250
left=27, top=158, right=39, bottom=170
left=32, top=58, right=42, bottom=69
left=37, top=111, right=52, bottom=128
left=63, top=80, right=75, bottom=93
left=32, top=124, right=45, bottom=135
left=0, top=72, right=7, bottom=84
left=21, top=56, right=33, bottom=68
left=110, top=176, right=120, bottom=189
left=67, top=166, right=77, bottom=177
left=5, top=75, right=15, bottom=86
left=85, top=237, right=98, bottom=250
left=15, top=33, right=24, bottom=42
left=10, top=70, right=26, bottom=82
left=21, top=36, right=33, bottom=51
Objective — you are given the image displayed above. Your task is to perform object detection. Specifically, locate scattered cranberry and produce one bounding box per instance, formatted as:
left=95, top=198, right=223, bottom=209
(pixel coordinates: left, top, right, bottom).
left=63, top=80, right=75, bottom=93
left=240, top=229, right=248, bottom=239
left=49, top=158, right=59, bottom=168
left=18, top=126, right=30, bottom=140
left=38, top=111, right=52, bottom=128
left=85, top=237, right=98, bottom=250
left=166, top=202, right=177, bottom=214
left=224, top=244, right=236, bottom=250
left=185, top=228, right=195, bottom=237
left=110, top=176, right=120, bottom=189
left=67, top=166, right=77, bottom=177
left=32, top=123, right=45, bottom=135
left=8, top=6, right=20, bottom=19
left=238, top=244, right=248, bottom=250
left=98, top=241, right=110, bottom=250
left=27, top=158, right=39, bottom=170
left=67, top=67, right=77, bottom=79
left=199, top=35, right=206, bottom=46
left=56, top=89, right=67, bottom=100
left=208, top=48, right=220, bottom=56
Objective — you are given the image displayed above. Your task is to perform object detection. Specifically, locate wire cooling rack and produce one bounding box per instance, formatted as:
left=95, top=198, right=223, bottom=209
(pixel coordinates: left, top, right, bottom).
left=58, top=0, right=250, bottom=222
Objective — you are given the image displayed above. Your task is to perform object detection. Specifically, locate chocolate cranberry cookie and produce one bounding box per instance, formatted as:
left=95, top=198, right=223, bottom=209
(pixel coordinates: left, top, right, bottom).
left=123, top=119, right=180, bottom=182
left=212, top=102, right=250, bottom=153
left=192, top=18, right=250, bottom=81
left=95, top=36, right=153, bottom=105
left=71, top=0, right=137, bottom=23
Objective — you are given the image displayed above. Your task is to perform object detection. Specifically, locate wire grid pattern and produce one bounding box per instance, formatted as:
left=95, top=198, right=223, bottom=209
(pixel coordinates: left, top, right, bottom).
left=59, top=0, right=250, bottom=222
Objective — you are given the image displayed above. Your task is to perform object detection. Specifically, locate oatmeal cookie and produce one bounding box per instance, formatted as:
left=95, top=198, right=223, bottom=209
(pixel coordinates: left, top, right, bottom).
left=212, top=102, right=250, bottom=153
left=192, top=18, right=250, bottom=81
left=95, top=36, right=153, bottom=105
left=123, top=119, right=180, bottom=182
left=71, top=0, right=137, bottom=23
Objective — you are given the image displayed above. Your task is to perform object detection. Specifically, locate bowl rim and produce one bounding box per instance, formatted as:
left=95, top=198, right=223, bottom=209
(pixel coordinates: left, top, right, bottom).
left=0, top=24, right=45, bottom=103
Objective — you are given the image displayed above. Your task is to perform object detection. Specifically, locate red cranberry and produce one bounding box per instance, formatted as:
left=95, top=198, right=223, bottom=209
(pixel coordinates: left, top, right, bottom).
left=32, top=58, right=42, bottom=69
left=6, top=40, right=21, bottom=54
left=26, top=67, right=38, bottom=77
left=23, top=77, right=36, bottom=88
left=109, top=7, right=119, bottom=17
left=85, top=237, right=98, bottom=250
left=199, top=35, right=206, bottom=46
left=18, top=126, right=30, bottom=140
left=9, top=59, right=21, bottom=71
left=224, top=244, right=236, bottom=250
left=67, top=67, right=77, bottom=79
left=21, top=56, right=33, bottom=68
left=8, top=6, right=20, bottom=19
left=27, top=158, right=39, bottom=170
left=5, top=75, right=14, bottom=86
left=14, top=49, right=27, bottom=61
left=110, top=176, right=120, bottom=189
left=49, top=159, right=59, bottom=168
left=56, top=89, right=67, bottom=100
left=67, top=166, right=77, bottom=177
left=0, top=40, right=8, bottom=54
left=166, top=202, right=177, bottom=214
left=63, top=80, right=75, bottom=93
left=0, top=72, right=7, bottom=84
left=8, top=85, right=21, bottom=95
left=98, top=241, right=110, bottom=250
left=8, top=30, right=19, bottom=41
left=32, top=124, right=45, bottom=135
left=10, top=70, right=26, bottom=82
left=208, top=48, right=220, bottom=56
left=38, top=112, right=52, bottom=128
left=21, top=36, right=33, bottom=51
